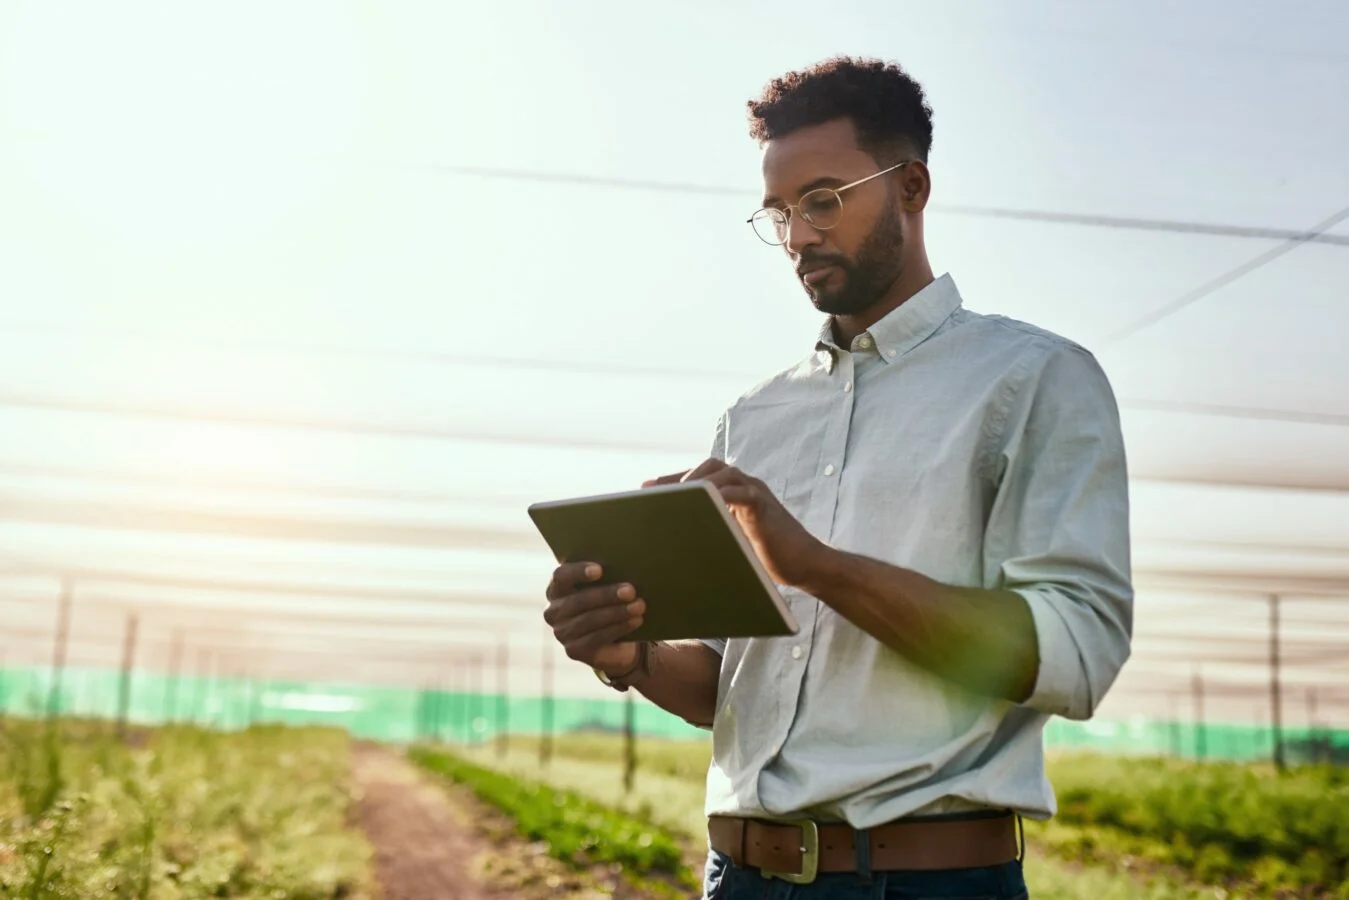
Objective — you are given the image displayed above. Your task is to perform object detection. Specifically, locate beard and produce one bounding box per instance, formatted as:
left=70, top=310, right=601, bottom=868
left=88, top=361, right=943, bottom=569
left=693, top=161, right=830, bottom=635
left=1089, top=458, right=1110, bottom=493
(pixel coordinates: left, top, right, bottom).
left=800, top=201, right=906, bottom=317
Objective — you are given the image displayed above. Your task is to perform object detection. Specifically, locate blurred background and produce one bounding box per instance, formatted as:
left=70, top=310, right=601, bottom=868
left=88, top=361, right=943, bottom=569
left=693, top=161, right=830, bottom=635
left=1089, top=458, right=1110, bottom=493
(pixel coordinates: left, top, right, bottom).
left=1, top=1, right=1348, bottom=896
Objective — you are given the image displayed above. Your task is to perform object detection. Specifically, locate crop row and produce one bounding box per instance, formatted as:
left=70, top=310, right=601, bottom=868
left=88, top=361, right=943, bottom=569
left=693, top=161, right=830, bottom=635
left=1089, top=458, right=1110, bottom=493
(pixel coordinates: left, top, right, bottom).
left=409, top=744, right=698, bottom=894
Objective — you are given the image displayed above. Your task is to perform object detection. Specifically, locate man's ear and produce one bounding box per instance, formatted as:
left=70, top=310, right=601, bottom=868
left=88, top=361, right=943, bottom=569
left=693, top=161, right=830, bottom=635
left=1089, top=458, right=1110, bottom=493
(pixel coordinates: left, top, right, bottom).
left=901, top=160, right=931, bottom=212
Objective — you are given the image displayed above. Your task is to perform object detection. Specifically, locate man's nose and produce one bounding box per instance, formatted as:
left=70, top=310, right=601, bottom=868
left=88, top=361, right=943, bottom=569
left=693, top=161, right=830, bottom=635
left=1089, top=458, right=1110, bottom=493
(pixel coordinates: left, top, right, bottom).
left=785, top=211, right=824, bottom=256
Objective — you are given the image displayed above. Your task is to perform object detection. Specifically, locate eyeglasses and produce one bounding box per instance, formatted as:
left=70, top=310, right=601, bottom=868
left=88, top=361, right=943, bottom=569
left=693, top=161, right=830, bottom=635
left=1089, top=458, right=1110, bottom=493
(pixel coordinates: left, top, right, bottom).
left=747, top=160, right=912, bottom=246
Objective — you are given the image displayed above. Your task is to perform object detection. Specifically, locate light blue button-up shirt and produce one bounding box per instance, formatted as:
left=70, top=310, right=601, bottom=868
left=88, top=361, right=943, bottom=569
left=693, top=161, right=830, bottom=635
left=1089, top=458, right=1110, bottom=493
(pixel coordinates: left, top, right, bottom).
left=699, top=273, right=1133, bottom=826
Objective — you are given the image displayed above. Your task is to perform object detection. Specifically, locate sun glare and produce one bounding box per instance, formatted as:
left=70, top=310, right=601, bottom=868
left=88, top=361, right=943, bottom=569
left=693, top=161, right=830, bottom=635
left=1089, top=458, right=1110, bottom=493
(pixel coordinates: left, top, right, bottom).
left=2, top=1, right=377, bottom=255
left=159, top=423, right=288, bottom=476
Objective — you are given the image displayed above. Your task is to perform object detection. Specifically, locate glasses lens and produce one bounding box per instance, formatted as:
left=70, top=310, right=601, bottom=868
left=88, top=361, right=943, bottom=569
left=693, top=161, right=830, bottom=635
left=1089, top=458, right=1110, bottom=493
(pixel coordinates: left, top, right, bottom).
left=751, top=208, right=788, bottom=245
left=800, top=189, right=843, bottom=229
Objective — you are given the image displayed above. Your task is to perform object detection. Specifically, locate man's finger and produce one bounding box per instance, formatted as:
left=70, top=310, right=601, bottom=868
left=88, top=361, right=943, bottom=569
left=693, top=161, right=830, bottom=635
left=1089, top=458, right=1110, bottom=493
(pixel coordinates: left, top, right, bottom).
left=642, top=471, right=688, bottom=488
left=644, top=458, right=726, bottom=488
left=546, top=561, right=603, bottom=600
left=568, top=617, right=645, bottom=660
left=555, top=599, right=644, bottom=644
left=552, top=584, right=637, bottom=620
left=715, top=484, right=758, bottom=507
left=683, top=458, right=728, bottom=482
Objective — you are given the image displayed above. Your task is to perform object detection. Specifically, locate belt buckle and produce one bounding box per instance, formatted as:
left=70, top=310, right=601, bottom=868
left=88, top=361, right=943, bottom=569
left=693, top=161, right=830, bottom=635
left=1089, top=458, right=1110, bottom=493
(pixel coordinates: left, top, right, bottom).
left=759, top=819, right=819, bottom=885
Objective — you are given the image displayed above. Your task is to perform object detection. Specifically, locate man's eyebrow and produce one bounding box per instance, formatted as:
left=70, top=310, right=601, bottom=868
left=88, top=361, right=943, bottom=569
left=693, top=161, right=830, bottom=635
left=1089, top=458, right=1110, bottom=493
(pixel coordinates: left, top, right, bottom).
left=761, top=176, right=848, bottom=207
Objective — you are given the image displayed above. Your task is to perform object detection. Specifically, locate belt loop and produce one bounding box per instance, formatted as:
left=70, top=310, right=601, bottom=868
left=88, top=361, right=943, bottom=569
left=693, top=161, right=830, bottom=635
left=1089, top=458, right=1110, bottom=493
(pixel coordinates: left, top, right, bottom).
left=1016, top=814, right=1026, bottom=864
left=853, top=826, right=872, bottom=884
left=735, top=817, right=748, bottom=868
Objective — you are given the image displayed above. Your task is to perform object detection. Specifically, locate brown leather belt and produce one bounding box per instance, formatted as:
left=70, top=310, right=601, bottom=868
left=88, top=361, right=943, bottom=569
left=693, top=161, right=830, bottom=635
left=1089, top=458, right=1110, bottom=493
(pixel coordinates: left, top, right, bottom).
left=708, top=812, right=1020, bottom=884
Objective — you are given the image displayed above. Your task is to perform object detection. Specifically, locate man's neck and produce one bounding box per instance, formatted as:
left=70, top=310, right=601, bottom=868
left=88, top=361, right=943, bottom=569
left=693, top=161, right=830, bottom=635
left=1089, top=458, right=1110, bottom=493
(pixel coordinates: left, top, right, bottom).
left=831, top=257, right=936, bottom=347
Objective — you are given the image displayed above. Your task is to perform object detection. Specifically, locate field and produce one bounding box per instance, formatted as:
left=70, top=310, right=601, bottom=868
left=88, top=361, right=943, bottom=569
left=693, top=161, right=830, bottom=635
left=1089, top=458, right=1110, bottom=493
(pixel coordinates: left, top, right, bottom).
left=0, top=718, right=373, bottom=899
left=3, top=717, right=1346, bottom=899
left=448, top=733, right=1349, bottom=899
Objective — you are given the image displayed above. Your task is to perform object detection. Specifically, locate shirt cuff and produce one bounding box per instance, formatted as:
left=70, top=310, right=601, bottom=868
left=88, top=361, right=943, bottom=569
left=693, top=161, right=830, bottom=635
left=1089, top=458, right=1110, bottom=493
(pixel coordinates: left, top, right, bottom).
left=699, top=637, right=727, bottom=656
left=1015, top=587, right=1084, bottom=719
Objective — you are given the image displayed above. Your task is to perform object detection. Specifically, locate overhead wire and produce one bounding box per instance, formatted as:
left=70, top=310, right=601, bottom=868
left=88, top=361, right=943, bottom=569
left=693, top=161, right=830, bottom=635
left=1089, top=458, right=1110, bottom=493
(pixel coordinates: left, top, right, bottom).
left=0, top=319, right=760, bottom=383
left=0, top=494, right=542, bottom=552
left=0, top=391, right=696, bottom=454
left=0, top=460, right=538, bottom=509
left=1100, top=203, right=1349, bottom=347
left=2, top=389, right=1349, bottom=457
left=1121, top=398, right=1349, bottom=428
left=376, top=159, right=1349, bottom=247
left=8, top=461, right=1349, bottom=521
left=0, top=562, right=543, bottom=607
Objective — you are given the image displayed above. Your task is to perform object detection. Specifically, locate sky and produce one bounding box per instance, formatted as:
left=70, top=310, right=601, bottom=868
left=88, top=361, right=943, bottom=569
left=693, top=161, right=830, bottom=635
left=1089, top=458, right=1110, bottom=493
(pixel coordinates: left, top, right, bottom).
left=1, top=0, right=1348, bottom=724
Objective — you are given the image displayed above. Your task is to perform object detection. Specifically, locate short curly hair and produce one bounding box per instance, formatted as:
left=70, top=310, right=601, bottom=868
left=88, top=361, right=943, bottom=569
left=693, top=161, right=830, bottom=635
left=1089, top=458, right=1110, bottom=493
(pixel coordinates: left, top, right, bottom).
left=747, top=56, right=934, bottom=163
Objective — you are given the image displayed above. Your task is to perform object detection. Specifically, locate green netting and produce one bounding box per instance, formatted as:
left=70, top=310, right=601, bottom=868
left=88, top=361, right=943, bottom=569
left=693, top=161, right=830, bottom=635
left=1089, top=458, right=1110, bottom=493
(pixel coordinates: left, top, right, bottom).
left=1042, top=714, right=1347, bottom=764
left=3, top=665, right=1344, bottom=764
left=0, top=665, right=708, bottom=743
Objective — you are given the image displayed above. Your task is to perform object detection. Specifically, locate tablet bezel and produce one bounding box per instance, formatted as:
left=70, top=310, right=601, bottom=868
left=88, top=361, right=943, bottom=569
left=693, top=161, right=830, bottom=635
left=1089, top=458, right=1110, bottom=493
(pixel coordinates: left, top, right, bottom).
left=527, top=480, right=799, bottom=641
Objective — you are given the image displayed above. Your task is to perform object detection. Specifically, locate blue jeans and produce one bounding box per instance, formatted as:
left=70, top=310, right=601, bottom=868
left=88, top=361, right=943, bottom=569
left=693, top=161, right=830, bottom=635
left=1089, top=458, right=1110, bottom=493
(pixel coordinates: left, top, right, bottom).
left=701, top=850, right=1029, bottom=899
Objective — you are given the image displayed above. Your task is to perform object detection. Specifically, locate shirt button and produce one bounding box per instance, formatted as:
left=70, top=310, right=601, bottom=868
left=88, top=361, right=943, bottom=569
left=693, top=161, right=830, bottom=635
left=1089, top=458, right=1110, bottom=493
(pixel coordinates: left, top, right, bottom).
left=843, top=381, right=853, bottom=392
left=857, top=335, right=873, bottom=349
left=886, top=349, right=897, bottom=359
left=824, top=464, right=836, bottom=476
left=791, top=646, right=803, bottom=660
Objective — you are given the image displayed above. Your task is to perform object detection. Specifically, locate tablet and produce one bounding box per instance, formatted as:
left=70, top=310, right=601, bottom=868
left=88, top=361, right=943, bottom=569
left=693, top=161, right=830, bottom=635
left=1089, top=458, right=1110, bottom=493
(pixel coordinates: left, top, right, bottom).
left=527, top=481, right=799, bottom=642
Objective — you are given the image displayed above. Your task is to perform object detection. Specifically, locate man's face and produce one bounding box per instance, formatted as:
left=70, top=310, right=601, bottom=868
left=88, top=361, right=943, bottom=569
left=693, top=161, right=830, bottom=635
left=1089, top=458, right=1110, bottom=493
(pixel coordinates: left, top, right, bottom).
left=760, top=118, right=907, bottom=317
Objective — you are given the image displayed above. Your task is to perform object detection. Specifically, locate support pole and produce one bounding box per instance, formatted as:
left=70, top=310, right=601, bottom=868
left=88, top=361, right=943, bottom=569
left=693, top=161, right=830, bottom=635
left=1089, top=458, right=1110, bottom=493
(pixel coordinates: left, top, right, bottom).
left=1192, top=665, right=1206, bottom=761
left=192, top=649, right=212, bottom=726
left=1269, top=594, right=1285, bottom=772
left=116, top=613, right=139, bottom=740
left=469, top=653, right=482, bottom=745
left=496, top=635, right=509, bottom=758
left=450, top=660, right=463, bottom=743
left=1169, top=693, right=1181, bottom=757
left=46, top=579, right=74, bottom=720
left=1308, top=688, right=1322, bottom=764
left=163, top=630, right=184, bottom=724
left=541, top=636, right=554, bottom=767
left=430, top=675, right=443, bottom=742
left=624, top=691, right=637, bottom=795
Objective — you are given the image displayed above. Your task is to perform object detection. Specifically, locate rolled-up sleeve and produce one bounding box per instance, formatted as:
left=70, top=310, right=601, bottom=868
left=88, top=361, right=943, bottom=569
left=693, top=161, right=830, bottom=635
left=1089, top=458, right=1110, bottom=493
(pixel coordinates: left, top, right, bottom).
left=985, top=345, right=1133, bottom=721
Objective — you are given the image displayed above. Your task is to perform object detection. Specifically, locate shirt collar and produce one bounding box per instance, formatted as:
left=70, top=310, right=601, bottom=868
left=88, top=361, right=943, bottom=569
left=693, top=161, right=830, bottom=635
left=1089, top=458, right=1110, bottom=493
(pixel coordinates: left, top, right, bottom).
left=815, top=273, right=964, bottom=365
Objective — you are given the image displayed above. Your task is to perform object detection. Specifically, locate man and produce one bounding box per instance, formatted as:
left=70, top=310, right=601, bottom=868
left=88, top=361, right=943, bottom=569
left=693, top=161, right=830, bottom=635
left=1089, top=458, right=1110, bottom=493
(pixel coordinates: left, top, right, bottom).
left=543, top=56, right=1132, bottom=899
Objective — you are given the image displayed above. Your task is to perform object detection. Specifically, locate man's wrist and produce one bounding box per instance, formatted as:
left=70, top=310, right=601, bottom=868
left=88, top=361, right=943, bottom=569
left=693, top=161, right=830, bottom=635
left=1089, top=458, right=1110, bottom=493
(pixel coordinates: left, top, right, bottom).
left=599, top=645, right=644, bottom=680
left=794, top=542, right=850, bottom=597
left=595, top=641, right=655, bottom=692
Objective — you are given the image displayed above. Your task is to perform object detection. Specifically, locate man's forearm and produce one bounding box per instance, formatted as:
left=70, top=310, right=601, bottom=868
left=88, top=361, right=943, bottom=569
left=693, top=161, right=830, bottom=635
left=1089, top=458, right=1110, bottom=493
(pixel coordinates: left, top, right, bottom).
left=621, top=640, right=721, bottom=727
left=798, top=547, right=1040, bottom=703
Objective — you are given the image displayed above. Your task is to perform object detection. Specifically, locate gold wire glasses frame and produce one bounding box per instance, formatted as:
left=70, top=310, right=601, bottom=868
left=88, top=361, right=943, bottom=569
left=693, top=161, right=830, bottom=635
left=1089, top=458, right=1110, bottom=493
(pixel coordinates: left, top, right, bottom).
left=747, top=160, right=912, bottom=246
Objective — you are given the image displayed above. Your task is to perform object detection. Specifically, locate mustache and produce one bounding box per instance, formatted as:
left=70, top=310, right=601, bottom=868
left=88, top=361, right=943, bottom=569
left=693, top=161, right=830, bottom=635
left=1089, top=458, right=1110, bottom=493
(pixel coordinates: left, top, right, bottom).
left=795, top=253, right=848, bottom=275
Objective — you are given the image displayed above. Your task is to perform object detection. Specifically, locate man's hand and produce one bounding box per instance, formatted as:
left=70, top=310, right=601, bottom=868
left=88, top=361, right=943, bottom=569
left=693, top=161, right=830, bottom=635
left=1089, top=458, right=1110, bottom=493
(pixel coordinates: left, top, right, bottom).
left=644, top=459, right=827, bottom=587
left=543, top=562, right=647, bottom=675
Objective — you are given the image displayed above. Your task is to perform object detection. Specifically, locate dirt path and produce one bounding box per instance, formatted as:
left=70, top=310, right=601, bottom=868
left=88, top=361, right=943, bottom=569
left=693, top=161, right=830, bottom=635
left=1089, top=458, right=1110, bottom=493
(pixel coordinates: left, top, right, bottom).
left=352, top=743, right=498, bottom=900
left=351, top=744, right=663, bottom=899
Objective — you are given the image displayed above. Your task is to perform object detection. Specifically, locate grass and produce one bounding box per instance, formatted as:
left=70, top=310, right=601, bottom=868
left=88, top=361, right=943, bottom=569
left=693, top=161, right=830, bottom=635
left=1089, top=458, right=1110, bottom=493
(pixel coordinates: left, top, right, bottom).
left=410, top=744, right=699, bottom=896
left=0, top=717, right=374, bottom=899
left=463, top=733, right=1349, bottom=899
left=1047, top=753, right=1349, bottom=897
left=465, top=741, right=708, bottom=842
